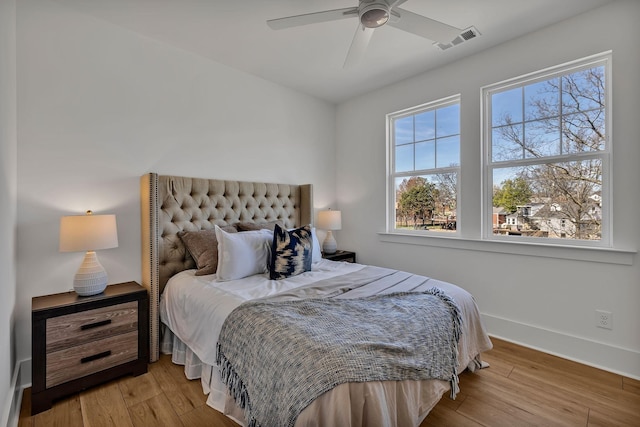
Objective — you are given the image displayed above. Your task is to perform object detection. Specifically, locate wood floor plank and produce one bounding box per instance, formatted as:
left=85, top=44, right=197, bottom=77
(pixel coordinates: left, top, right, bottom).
left=17, top=388, right=33, bottom=427
left=478, top=352, right=514, bottom=378
left=489, top=338, right=622, bottom=389
left=462, top=369, right=589, bottom=426
left=421, top=402, right=483, bottom=426
left=127, top=393, right=184, bottom=427
left=587, top=406, right=640, bottom=427
left=456, top=394, right=541, bottom=427
left=510, top=359, right=640, bottom=408
left=79, top=381, right=134, bottom=427
left=33, top=394, right=83, bottom=427
left=508, top=366, right=640, bottom=424
left=433, top=389, right=467, bottom=412
left=622, top=376, right=640, bottom=396
left=179, top=404, right=240, bottom=427
left=118, top=372, right=163, bottom=407
left=149, top=354, right=207, bottom=415
left=154, top=353, right=191, bottom=384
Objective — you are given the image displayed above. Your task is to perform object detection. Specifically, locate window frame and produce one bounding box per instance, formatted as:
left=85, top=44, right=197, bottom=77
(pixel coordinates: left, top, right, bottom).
left=386, top=94, right=461, bottom=236
left=481, top=52, right=612, bottom=248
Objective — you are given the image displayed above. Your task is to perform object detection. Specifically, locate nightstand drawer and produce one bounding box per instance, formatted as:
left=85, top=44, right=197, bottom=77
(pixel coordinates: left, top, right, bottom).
left=46, top=330, right=139, bottom=388
left=46, top=301, right=138, bottom=352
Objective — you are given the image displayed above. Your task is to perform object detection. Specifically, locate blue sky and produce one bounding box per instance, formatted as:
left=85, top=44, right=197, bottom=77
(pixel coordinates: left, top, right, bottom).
left=394, top=103, right=460, bottom=173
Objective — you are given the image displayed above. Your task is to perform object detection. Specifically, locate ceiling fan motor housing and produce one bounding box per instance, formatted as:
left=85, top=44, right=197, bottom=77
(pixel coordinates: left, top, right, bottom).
left=360, top=2, right=390, bottom=28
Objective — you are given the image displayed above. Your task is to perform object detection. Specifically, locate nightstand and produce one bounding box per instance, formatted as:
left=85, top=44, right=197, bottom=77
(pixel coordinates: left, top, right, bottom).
left=323, top=250, right=356, bottom=263
left=31, top=281, right=149, bottom=415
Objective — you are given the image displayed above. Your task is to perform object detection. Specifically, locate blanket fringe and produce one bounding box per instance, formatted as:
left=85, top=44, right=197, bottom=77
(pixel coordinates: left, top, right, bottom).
left=217, top=343, right=260, bottom=427
left=450, top=374, right=460, bottom=399
left=426, top=287, right=462, bottom=401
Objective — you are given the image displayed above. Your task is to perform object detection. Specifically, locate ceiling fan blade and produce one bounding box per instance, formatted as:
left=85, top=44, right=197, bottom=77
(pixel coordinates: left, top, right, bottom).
left=388, top=8, right=461, bottom=43
left=343, top=25, right=374, bottom=68
left=267, top=7, right=358, bottom=30
left=390, top=0, right=409, bottom=8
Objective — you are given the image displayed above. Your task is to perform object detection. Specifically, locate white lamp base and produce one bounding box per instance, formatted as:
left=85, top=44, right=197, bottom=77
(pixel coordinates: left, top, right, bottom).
left=322, top=231, right=338, bottom=254
left=73, top=251, right=108, bottom=296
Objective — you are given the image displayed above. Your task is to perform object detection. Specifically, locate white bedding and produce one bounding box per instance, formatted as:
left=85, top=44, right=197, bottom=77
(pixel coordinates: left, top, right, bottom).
left=159, top=260, right=492, bottom=427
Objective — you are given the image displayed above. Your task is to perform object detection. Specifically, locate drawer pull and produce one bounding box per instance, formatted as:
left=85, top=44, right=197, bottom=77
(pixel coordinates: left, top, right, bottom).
left=81, top=351, right=112, bottom=364
left=80, top=319, right=112, bottom=330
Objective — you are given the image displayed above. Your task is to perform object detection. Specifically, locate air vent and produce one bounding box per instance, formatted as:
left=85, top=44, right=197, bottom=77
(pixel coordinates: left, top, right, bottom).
left=434, top=26, right=481, bottom=51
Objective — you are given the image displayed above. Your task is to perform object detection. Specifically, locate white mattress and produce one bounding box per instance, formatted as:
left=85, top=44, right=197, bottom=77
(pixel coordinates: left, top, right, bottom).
left=159, top=260, right=492, bottom=427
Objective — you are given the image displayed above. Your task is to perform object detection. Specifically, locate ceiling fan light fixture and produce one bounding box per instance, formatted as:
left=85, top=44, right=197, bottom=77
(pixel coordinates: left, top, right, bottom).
left=360, top=3, right=390, bottom=28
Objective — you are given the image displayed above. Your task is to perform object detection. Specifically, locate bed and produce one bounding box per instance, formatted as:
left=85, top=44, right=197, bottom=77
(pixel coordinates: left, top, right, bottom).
left=140, top=173, right=492, bottom=427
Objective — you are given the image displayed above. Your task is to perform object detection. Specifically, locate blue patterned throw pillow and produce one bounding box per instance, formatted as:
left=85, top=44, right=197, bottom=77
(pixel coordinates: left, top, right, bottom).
left=269, top=224, right=313, bottom=279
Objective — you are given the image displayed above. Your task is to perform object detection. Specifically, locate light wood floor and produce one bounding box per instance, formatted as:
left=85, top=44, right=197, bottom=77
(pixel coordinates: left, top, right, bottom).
left=18, top=337, right=640, bottom=427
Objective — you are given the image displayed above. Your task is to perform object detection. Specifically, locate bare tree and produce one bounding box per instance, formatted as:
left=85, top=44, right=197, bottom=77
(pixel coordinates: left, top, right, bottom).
left=493, top=66, right=604, bottom=239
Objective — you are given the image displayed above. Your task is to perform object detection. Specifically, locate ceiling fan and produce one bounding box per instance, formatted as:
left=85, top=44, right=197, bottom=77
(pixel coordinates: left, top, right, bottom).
left=267, top=0, right=476, bottom=67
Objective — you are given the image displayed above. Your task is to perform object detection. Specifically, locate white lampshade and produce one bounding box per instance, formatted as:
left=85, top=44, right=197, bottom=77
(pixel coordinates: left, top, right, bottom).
left=317, top=210, right=342, bottom=231
left=317, top=210, right=342, bottom=255
left=60, top=211, right=118, bottom=296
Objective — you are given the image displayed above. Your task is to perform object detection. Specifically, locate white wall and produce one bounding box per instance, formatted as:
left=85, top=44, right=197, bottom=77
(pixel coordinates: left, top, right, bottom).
left=0, top=0, right=18, bottom=424
left=15, top=0, right=337, bottom=366
left=337, top=0, right=640, bottom=378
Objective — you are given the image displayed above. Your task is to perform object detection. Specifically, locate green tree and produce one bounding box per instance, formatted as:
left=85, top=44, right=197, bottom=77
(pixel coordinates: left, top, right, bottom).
left=398, top=180, right=438, bottom=228
left=493, top=178, right=532, bottom=213
left=396, top=177, right=428, bottom=226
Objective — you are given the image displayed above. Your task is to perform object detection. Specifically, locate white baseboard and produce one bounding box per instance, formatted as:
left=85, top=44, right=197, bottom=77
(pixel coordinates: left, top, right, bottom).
left=2, top=358, right=30, bottom=427
left=482, top=313, right=640, bottom=380
left=19, top=359, right=31, bottom=389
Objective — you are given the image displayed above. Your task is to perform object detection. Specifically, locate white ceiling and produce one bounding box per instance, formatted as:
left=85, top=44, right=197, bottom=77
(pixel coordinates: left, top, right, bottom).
left=52, top=0, right=615, bottom=104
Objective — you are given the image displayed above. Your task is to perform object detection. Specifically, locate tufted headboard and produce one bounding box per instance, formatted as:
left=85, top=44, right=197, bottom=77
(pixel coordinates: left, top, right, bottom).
left=140, top=173, right=313, bottom=361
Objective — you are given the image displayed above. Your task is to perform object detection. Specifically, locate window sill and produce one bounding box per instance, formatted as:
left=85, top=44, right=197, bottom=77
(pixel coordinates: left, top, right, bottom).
left=378, top=232, right=636, bottom=265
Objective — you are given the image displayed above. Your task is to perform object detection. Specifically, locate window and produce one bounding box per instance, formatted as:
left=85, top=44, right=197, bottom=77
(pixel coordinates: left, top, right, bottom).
left=387, top=95, right=460, bottom=234
left=483, top=53, right=610, bottom=245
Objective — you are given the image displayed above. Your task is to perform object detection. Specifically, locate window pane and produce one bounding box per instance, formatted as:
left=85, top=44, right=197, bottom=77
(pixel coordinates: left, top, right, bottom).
left=486, top=54, right=609, bottom=244
left=562, top=66, right=605, bottom=114
left=492, top=166, right=523, bottom=189
left=395, top=144, right=413, bottom=172
left=436, top=104, right=460, bottom=137
left=562, top=109, right=605, bottom=153
left=414, top=111, right=435, bottom=142
left=394, top=174, right=457, bottom=232
left=525, top=78, right=559, bottom=120
left=524, top=119, right=560, bottom=158
left=389, top=96, right=460, bottom=235
left=395, top=116, right=414, bottom=145
left=436, top=135, right=460, bottom=167
left=491, top=160, right=602, bottom=241
left=415, top=140, right=435, bottom=170
left=492, top=88, right=522, bottom=126
left=492, top=125, right=523, bottom=162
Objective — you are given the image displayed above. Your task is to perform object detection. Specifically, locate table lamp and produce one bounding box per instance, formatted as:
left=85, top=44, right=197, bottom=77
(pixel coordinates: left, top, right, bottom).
left=317, top=209, right=341, bottom=254
left=59, top=210, right=118, bottom=296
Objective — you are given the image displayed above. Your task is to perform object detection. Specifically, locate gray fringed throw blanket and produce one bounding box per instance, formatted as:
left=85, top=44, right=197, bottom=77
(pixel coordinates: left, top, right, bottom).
left=216, top=285, right=462, bottom=427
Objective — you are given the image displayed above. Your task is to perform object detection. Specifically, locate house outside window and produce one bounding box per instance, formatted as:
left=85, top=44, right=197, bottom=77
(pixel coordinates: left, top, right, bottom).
left=387, top=95, right=460, bottom=234
left=483, top=53, right=611, bottom=246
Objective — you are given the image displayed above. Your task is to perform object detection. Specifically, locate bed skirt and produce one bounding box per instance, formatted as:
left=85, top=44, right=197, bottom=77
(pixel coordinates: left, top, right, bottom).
left=161, top=324, right=464, bottom=427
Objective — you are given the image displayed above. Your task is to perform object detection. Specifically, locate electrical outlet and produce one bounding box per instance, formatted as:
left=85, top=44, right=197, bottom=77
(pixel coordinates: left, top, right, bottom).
left=596, top=310, right=613, bottom=330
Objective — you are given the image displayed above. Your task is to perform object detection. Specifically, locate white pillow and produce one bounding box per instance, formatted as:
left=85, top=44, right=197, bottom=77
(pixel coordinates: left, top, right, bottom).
left=311, top=227, right=322, bottom=264
left=215, top=225, right=272, bottom=281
